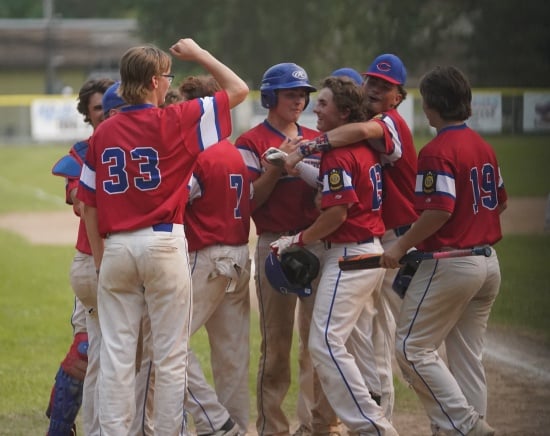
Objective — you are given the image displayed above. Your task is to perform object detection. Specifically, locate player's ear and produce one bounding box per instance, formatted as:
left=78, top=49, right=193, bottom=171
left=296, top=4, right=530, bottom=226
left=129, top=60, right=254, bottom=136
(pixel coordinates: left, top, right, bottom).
left=151, top=75, right=160, bottom=90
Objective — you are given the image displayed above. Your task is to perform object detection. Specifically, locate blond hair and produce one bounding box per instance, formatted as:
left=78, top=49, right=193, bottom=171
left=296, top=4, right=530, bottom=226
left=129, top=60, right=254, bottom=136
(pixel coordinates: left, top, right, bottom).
left=118, top=45, right=172, bottom=105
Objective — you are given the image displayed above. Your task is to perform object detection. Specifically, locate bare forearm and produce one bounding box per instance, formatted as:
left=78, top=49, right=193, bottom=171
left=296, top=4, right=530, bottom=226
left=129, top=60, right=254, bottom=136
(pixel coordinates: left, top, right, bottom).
left=302, top=205, right=347, bottom=244
left=169, top=38, right=248, bottom=108
left=396, top=210, right=451, bottom=252
left=326, top=121, right=383, bottom=147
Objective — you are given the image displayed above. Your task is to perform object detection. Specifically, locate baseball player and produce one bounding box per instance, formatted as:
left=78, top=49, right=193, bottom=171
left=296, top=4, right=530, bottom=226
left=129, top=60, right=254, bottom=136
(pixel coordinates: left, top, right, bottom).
left=380, top=65, right=506, bottom=436
left=48, top=77, right=114, bottom=436
left=270, top=76, right=398, bottom=436
left=235, top=63, right=339, bottom=436
left=77, top=39, right=248, bottom=435
left=180, top=75, right=251, bottom=435
left=271, top=55, right=418, bottom=419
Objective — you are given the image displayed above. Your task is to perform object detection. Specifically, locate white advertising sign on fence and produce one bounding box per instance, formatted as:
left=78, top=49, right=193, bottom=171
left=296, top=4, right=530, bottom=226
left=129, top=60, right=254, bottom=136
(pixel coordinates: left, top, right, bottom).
left=469, top=93, right=502, bottom=133
left=30, top=98, right=92, bottom=141
left=523, top=92, right=550, bottom=132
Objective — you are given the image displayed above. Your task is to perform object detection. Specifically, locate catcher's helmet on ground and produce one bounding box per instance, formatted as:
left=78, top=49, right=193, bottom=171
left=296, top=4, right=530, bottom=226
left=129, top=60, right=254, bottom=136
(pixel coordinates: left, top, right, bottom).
left=265, top=246, right=320, bottom=298
left=260, top=62, right=316, bottom=109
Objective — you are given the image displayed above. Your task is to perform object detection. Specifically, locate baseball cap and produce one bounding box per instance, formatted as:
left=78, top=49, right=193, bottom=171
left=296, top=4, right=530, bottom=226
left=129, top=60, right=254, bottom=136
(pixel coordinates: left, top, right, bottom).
left=102, top=81, right=126, bottom=115
left=331, top=67, right=363, bottom=86
left=363, top=54, right=407, bottom=85
left=265, top=251, right=314, bottom=298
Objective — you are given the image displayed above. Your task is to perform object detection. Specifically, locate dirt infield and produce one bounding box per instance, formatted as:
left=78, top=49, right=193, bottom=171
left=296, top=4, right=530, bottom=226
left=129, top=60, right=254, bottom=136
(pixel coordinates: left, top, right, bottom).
left=1, top=196, right=549, bottom=435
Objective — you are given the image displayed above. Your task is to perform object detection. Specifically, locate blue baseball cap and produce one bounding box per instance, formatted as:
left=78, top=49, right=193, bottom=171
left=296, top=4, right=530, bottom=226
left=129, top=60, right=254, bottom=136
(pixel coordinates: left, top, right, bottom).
left=265, top=251, right=313, bottom=298
left=331, top=67, right=363, bottom=86
left=364, top=54, right=407, bottom=85
left=102, top=81, right=126, bottom=115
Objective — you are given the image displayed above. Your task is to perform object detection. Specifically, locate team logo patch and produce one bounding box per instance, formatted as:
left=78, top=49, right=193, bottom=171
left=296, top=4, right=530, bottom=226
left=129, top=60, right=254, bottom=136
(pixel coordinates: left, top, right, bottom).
left=328, top=169, right=344, bottom=192
left=422, top=171, right=436, bottom=194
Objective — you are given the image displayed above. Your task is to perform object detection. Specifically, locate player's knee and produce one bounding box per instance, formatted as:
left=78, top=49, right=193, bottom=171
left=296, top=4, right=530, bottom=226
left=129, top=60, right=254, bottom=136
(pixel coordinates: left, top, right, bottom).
left=395, top=335, right=410, bottom=367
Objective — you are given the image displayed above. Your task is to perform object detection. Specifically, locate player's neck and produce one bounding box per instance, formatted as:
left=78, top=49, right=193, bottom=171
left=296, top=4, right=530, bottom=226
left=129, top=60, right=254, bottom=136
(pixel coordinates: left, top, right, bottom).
left=266, top=115, right=299, bottom=138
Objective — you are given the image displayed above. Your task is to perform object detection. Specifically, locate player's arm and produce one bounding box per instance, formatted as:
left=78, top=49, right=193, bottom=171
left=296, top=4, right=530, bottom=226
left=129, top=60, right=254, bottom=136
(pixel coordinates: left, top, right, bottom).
left=251, top=165, right=284, bottom=209
left=169, top=38, right=248, bottom=108
left=270, top=204, right=348, bottom=256
left=380, top=209, right=451, bottom=269
left=301, top=204, right=348, bottom=244
left=81, top=204, right=103, bottom=272
left=283, top=121, right=384, bottom=169
left=252, top=138, right=302, bottom=209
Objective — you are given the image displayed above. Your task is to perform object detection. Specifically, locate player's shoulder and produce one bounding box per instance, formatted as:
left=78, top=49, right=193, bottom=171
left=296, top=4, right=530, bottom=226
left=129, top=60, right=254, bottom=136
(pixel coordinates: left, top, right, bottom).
left=235, top=122, right=267, bottom=146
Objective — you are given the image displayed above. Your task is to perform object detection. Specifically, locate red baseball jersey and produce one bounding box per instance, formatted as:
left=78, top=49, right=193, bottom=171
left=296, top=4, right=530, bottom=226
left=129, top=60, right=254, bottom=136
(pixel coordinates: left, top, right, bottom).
left=78, top=91, right=231, bottom=237
left=320, top=142, right=385, bottom=242
left=415, top=124, right=507, bottom=251
left=235, top=120, right=320, bottom=234
left=185, top=139, right=251, bottom=252
left=369, top=108, right=418, bottom=229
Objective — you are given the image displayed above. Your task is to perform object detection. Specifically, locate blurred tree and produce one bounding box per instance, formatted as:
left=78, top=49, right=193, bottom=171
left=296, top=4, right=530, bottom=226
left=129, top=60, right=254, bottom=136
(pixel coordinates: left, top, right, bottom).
left=0, top=0, right=136, bottom=18
left=0, top=0, right=43, bottom=17
left=3, top=0, right=548, bottom=86
left=462, top=0, right=550, bottom=86
left=135, top=0, right=468, bottom=87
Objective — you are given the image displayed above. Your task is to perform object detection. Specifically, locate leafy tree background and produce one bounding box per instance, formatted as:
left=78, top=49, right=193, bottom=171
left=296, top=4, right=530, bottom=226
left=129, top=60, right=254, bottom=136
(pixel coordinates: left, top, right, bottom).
left=1, top=0, right=549, bottom=86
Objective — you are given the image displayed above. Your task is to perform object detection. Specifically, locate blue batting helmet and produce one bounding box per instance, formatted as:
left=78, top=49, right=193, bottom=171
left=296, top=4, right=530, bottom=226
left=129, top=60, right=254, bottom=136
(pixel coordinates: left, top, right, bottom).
left=260, top=63, right=316, bottom=109
left=264, top=246, right=320, bottom=298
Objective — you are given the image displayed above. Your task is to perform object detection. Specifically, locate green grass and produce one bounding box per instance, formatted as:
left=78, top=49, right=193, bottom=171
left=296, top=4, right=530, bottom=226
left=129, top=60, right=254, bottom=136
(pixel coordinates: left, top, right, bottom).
left=491, top=234, right=550, bottom=342
left=0, top=230, right=76, bottom=434
left=0, top=144, right=70, bottom=213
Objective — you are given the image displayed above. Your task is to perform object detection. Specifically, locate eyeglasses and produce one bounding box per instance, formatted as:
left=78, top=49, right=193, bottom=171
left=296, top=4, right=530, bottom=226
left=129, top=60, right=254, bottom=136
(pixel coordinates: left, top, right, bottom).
left=162, top=74, right=175, bottom=84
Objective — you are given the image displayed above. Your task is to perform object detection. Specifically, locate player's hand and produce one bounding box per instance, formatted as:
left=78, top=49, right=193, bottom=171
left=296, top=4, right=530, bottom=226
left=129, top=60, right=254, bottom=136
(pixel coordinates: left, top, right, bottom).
left=380, top=241, right=407, bottom=269
left=279, top=136, right=302, bottom=154
left=270, top=232, right=304, bottom=259
left=169, top=38, right=204, bottom=61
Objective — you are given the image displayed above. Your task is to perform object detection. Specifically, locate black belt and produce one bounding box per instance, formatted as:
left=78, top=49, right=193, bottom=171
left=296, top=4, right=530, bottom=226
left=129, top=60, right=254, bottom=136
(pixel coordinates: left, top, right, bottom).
left=324, top=237, right=374, bottom=250
left=281, top=228, right=306, bottom=236
left=152, top=223, right=174, bottom=232
left=393, top=224, right=411, bottom=237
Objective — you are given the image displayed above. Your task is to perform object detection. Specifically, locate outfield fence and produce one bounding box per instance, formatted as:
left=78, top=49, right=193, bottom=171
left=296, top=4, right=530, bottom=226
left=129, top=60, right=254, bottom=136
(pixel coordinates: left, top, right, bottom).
left=1, top=89, right=549, bottom=145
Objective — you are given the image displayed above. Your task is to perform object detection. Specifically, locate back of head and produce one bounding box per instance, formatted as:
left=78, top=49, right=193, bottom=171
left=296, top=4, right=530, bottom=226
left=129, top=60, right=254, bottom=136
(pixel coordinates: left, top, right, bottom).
left=102, top=81, right=126, bottom=117
left=179, top=75, right=221, bottom=100
left=419, top=65, right=472, bottom=121
left=331, top=67, right=363, bottom=86
left=260, top=62, right=316, bottom=109
left=77, top=78, right=115, bottom=123
left=119, top=45, right=172, bottom=105
left=319, top=76, right=367, bottom=123
left=364, top=54, right=407, bottom=86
